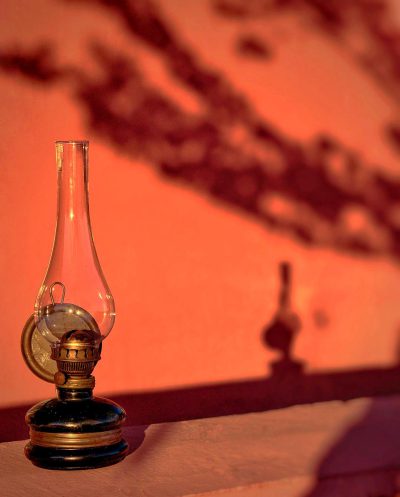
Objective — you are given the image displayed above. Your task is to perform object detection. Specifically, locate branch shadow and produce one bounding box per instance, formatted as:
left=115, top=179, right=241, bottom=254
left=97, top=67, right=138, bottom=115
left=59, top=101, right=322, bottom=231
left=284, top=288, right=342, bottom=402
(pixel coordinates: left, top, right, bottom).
left=2, top=0, right=400, bottom=261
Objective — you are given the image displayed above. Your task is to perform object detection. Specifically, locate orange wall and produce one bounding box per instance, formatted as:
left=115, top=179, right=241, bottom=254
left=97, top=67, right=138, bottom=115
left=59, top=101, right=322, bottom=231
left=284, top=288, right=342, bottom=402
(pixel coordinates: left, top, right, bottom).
left=1, top=0, right=400, bottom=407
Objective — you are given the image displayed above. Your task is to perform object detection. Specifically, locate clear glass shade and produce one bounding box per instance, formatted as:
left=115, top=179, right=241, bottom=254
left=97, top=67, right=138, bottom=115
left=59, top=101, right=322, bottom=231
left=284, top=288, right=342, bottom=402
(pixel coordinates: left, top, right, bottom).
left=34, top=141, right=115, bottom=344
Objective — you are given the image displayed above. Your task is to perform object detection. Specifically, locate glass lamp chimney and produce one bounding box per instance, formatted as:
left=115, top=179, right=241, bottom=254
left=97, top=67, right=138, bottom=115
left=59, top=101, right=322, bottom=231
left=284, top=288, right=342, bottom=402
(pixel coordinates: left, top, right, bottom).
left=34, top=141, right=115, bottom=344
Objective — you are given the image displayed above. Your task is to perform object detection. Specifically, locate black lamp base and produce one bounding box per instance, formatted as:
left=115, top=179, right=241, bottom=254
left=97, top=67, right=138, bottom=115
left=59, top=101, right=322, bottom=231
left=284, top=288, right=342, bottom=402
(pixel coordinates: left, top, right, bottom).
left=25, top=390, right=128, bottom=470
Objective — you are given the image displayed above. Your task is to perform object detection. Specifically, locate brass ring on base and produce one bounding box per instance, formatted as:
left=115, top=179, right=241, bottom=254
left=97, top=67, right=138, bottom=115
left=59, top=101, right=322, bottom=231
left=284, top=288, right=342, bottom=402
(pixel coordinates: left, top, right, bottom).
left=30, top=427, right=122, bottom=449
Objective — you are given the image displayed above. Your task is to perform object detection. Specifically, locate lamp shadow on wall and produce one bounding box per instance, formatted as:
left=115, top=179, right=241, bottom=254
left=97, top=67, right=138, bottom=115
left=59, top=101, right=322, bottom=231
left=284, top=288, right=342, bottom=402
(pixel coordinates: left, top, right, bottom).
left=110, top=261, right=400, bottom=428
left=2, top=0, right=400, bottom=262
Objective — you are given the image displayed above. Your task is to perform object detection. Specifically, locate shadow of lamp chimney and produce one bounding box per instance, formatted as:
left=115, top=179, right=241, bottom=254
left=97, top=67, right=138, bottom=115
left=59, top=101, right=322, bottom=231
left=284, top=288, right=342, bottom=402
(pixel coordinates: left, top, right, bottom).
left=262, top=262, right=304, bottom=377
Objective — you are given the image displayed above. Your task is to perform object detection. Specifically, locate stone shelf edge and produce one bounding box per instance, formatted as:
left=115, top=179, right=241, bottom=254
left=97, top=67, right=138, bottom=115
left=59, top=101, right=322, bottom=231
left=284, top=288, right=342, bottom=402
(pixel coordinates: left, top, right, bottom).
left=2, top=396, right=400, bottom=497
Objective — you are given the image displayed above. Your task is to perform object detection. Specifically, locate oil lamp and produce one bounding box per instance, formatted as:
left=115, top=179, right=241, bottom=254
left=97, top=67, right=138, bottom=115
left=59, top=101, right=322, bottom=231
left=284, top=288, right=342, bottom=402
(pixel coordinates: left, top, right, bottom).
left=21, top=141, right=128, bottom=470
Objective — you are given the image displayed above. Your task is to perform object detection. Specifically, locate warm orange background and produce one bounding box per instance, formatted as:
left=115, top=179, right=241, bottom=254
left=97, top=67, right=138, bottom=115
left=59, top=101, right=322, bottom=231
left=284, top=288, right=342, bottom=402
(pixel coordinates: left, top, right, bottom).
left=1, top=0, right=400, bottom=407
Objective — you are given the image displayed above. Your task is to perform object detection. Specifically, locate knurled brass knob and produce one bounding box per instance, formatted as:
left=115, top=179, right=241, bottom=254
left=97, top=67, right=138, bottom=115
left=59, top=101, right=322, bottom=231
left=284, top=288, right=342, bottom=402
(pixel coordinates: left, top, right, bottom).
left=54, top=371, right=67, bottom=386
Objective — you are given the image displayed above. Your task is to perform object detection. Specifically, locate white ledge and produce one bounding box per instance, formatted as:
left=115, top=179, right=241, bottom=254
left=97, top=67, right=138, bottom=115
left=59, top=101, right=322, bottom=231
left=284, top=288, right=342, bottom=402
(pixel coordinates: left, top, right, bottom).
left=2, top=396, right=400, bottom=497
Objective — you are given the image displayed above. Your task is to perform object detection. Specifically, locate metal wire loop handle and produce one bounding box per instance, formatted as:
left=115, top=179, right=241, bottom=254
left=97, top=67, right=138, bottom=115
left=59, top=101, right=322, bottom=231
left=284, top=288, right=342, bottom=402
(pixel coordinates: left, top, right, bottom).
left=49, top=281, right=66, bottom=305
